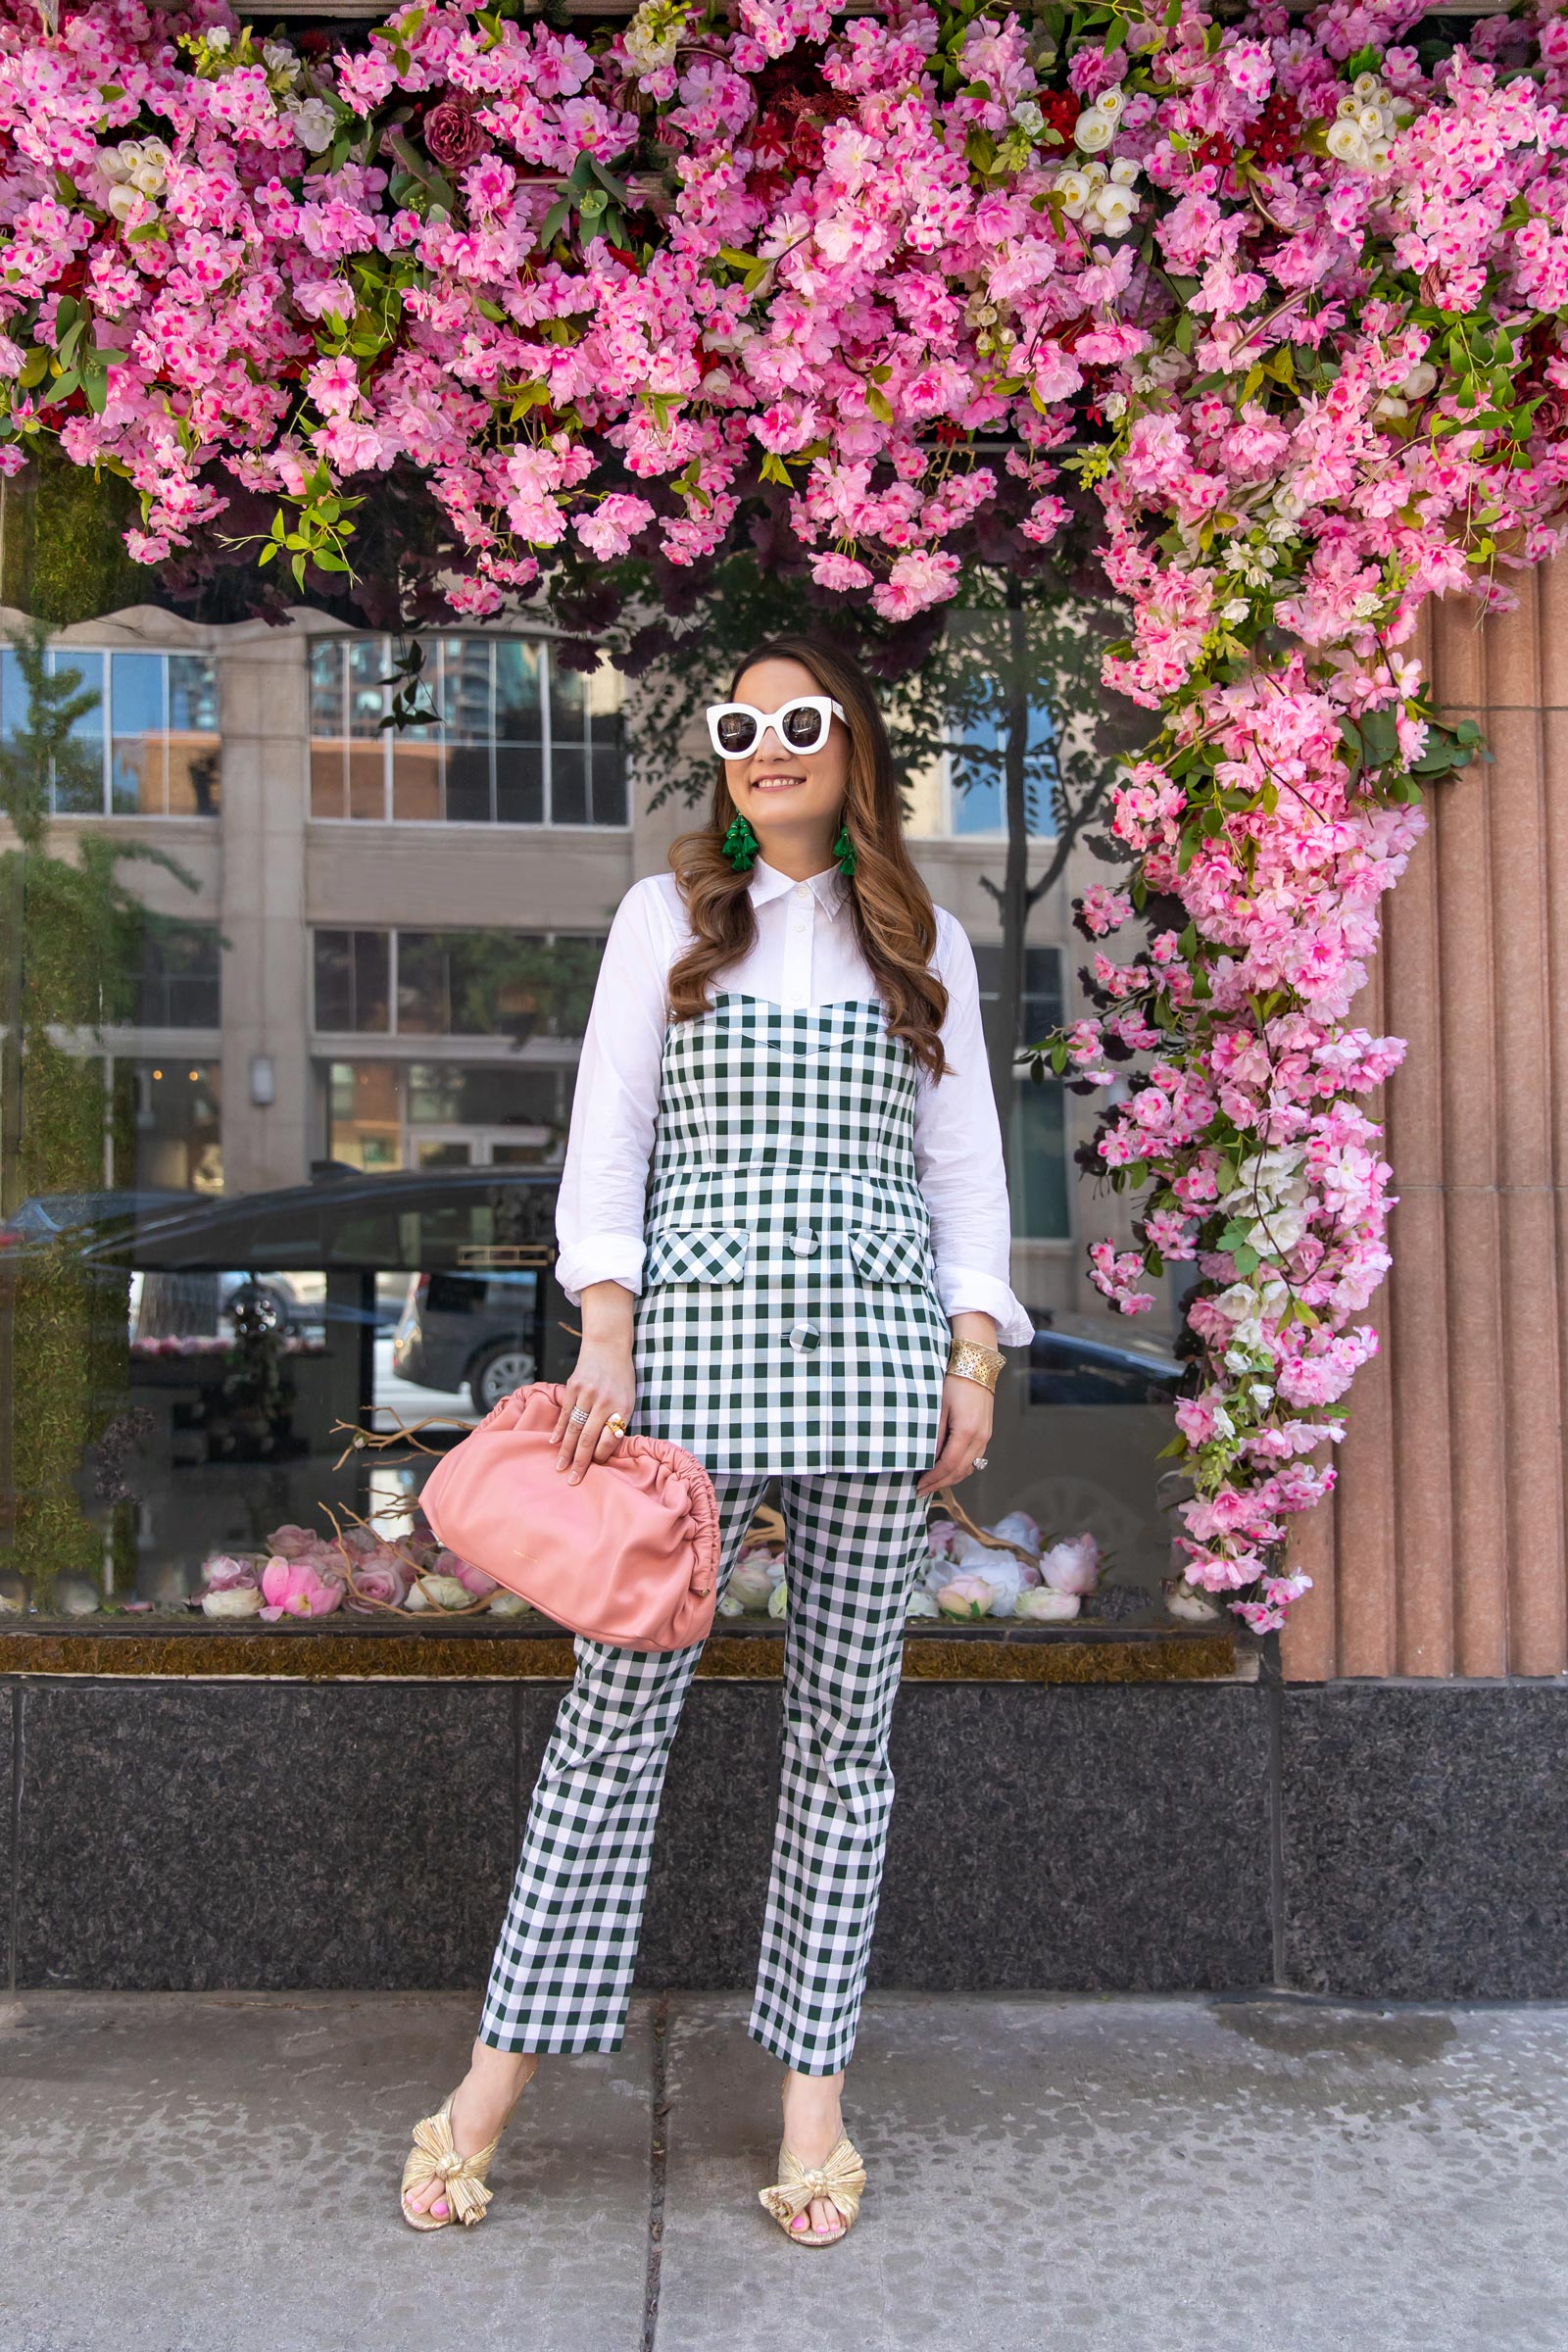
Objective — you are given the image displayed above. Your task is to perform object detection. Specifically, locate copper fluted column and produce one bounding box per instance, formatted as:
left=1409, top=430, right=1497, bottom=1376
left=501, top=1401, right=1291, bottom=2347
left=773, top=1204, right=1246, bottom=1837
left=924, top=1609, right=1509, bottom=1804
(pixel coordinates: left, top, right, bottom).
left=1281, top=560, right=1568, bottom=1681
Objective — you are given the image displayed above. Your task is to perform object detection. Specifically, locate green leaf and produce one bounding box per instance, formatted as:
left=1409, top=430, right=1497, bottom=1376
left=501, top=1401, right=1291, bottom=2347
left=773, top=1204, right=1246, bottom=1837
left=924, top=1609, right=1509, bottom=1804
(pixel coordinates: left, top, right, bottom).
left=1231, top=1244, right=1260, bottom=1276
left=1358, top=705, right=1399, bottom=767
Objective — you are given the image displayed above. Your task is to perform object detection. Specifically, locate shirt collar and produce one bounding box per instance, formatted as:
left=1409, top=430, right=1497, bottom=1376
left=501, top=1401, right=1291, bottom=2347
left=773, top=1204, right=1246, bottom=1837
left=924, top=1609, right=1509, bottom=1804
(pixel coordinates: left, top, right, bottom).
left=749, top=856, right=849, bottom=917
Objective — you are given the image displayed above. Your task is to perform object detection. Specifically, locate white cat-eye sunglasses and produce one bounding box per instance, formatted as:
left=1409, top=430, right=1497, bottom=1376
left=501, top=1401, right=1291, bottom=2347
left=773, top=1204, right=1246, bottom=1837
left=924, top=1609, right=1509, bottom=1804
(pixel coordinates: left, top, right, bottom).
left=705, top=694, right=848, bottom=760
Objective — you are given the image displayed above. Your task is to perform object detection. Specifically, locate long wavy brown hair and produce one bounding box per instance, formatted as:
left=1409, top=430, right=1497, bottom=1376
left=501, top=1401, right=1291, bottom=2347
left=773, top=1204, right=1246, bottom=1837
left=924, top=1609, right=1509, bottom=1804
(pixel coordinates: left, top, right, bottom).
left=665, top=636, right=951, bottom=1082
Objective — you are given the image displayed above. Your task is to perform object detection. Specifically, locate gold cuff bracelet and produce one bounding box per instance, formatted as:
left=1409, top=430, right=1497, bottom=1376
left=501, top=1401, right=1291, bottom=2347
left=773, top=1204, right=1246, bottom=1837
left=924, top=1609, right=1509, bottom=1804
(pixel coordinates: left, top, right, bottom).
left=947, top=1339, right=1005, bottom=1392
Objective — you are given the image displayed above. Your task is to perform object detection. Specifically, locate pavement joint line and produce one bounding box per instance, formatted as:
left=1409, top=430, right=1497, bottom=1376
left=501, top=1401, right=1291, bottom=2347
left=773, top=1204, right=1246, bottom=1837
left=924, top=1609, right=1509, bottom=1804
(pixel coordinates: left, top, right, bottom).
left=643, top=1989, right=671, bottom=2352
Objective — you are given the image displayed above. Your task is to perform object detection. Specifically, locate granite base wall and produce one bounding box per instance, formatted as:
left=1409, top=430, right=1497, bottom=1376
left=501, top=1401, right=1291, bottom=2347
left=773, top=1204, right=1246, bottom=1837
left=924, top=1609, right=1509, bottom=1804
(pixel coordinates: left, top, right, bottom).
left=3, top=1675, right=1563, bottom=2000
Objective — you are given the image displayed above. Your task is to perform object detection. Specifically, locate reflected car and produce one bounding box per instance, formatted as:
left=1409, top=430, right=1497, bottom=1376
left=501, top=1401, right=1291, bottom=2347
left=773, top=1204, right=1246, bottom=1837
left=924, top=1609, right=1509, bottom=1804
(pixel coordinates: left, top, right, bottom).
left=392, top=1269, right=540, bottom=1412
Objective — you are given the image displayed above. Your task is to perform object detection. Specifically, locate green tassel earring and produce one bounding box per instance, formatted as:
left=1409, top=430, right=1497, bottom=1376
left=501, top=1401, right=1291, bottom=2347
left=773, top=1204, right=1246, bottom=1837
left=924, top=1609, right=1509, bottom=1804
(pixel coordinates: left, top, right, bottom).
left=721, top=811, right=760, bottom=872
left=833, top=821, right=858, bottom=878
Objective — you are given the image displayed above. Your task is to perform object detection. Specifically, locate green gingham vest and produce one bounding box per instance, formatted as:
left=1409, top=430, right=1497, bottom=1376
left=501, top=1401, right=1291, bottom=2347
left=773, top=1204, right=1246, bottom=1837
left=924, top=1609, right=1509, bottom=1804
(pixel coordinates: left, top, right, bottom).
left=627, top=991, right=951, bottom=1473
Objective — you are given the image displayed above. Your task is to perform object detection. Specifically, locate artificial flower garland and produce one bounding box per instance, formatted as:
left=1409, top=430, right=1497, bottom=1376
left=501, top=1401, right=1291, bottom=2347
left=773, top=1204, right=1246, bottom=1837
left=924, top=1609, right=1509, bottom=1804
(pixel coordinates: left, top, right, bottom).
left=3, top=0, right=1567, bottom=1631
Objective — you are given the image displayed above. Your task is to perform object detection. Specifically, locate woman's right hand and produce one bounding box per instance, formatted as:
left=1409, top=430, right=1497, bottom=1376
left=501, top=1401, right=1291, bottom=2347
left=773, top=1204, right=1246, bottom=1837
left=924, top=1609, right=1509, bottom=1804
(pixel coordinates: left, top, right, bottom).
left=552, top=1281, right=637, bottom=1482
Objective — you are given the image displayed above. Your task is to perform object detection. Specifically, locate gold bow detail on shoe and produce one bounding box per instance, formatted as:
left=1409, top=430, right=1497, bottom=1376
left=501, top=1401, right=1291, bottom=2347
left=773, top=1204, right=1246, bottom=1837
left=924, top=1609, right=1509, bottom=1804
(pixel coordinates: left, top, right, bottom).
left=403, top=2100, right=499, bottom=2227
left=758, top=2134, right=866, bottom=2230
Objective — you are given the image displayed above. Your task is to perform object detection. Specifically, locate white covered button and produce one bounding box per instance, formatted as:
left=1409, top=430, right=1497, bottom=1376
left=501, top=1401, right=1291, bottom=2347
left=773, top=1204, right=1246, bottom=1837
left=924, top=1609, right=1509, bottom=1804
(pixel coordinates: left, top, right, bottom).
left=788, top=1320, right=819, bottom=1350
left=790, top=1224, right=817, bottom=1255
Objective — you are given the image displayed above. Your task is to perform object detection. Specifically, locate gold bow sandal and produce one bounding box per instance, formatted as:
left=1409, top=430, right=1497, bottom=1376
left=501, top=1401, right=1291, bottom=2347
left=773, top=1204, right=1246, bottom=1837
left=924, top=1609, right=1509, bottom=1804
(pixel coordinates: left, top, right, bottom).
left=400, top=2090, right=503, bottom=2231
left=758, top=2132, right=867, bottom=2246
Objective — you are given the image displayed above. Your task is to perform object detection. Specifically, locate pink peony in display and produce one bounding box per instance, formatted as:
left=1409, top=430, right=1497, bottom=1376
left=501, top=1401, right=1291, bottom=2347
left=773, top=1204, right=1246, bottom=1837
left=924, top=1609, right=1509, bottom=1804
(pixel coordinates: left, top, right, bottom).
left=259, top=1555, right=346, bottom=1621
left=1039, top=1536, right=1102, bottom=1597
left=200, top=1553, right=261, bottom=1592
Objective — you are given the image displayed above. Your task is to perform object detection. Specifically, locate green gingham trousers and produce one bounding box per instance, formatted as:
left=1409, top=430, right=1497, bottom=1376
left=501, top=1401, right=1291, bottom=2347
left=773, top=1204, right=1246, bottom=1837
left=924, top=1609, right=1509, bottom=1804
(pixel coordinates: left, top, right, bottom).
left=477, top=1464, right=930, bottom=2075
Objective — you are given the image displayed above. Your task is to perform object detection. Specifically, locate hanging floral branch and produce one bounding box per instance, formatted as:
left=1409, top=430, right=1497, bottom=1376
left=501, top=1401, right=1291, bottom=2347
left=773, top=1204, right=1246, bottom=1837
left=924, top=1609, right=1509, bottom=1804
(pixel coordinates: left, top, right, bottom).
left=1, top=0, right=1566, bottom=1631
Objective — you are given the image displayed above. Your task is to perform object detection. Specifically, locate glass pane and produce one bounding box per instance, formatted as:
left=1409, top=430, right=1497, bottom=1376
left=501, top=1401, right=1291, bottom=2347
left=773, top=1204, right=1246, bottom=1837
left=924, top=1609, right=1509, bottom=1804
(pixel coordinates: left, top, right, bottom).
left=309, top=640, right=343, bottom=737
left=314, top=931, right=354, bottom=1031
left=168, top=654, right=218, bottom=735
left=445, top=743, right=492, bottom=823
left=110, top=653, right=166, bottom=815
left=392, top=740, right=443, bottom=821
left=444, top=640, right=492, bottom=742
left=396, top=933, right=449, bottom=1035
left=550, top=745, right=588, bottom=825
left=548, top=654, right=585, bottom=744
left=495, top=743, right=543, bottom=824
left=1008, top=1079, right=1068, bottom=1241
left=329, top=1060, right=403, bottom=1167
left=310, top=743, right=345, bottom=818
left=140, top=921, right=220, bottom=1028
left=348, top=639, right=385, bottom=736
left=494, top=640, right=541, bottom=738
left=49, top=648, right=103, bottom=813
left=417, top=1140, right=470, bottom=1169
left=352, top=932, right=390, bottom=1033
left=347, top=745, right=384, bottom=820
left=588, top=745, right=627, bottom=827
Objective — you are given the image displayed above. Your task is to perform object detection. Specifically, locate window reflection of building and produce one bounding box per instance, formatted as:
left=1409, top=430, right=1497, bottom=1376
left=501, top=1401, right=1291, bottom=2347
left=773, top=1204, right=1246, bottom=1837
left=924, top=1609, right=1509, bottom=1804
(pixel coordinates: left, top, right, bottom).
left=308, top=635, right=627, bottom=826
left=312, top=928, right=604, bottom=1042
left=321, top=1061, right=571, bottom=1174
left=115, top=1059, right=223, bottom=1194
left=0, top=645, right=220, bottom=816
left=973, top=943, right=1069, bottom=1245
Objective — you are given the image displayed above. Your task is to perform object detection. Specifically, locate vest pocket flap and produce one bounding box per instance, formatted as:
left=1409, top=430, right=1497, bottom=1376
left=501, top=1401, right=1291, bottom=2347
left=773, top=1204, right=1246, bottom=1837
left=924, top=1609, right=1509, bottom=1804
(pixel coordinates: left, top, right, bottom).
left=847, top=1225, right=928, bottom=1284
left=646, top=1226, right=751, bottom=1286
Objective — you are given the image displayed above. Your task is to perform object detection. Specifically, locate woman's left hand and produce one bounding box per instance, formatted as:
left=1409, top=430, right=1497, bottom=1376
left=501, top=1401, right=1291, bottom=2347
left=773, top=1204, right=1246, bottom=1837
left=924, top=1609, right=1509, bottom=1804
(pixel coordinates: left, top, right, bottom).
left=915, top=1373, right=995, bottom=1497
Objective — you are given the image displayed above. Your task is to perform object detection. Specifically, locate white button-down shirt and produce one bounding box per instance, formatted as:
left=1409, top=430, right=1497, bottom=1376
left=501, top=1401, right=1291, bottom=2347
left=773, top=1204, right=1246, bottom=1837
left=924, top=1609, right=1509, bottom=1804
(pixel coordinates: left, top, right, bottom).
left=554, top=855, right=1035, bottom=1347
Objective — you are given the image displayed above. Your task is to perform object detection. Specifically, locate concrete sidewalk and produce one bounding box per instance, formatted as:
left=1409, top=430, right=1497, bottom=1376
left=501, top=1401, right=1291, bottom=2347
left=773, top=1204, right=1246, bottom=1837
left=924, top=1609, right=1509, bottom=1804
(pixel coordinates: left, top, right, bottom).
left=3, top=1988, right=1566, bottom=2352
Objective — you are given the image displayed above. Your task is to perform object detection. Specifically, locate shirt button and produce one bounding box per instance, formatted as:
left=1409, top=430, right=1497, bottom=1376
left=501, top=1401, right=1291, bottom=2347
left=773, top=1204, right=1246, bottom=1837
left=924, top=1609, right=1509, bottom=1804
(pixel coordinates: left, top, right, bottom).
left=788, top=1320, right=819, bottom=1351
left=790, top=1226, right=817, bottom=1256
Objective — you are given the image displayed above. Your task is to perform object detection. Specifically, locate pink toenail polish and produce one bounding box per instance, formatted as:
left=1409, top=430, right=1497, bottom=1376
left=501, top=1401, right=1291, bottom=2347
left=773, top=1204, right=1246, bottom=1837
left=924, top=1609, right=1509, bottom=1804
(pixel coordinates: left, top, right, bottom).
left=433, top=2199, right=448, bottom=2217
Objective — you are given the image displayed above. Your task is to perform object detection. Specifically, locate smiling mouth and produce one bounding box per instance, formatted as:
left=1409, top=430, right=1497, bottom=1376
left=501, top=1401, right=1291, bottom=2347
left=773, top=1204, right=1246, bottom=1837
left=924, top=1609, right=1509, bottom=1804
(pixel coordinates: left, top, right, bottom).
left=751, top=772, right=807, bottom=791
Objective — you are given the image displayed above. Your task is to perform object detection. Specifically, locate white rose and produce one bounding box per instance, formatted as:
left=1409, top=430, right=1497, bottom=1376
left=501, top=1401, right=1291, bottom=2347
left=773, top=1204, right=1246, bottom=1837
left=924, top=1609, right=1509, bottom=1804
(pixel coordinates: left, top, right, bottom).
left=1351, top=70, right=1381, bottom=99
left=130, top=162, right=165, bottom=198
left=106, top=184, right=140, bottom=221
left=98, top=146, right=132, bottom=185
left=1074, top=110, right=1115, bottom=154
left=1095, top=85, right=1126, bottom=118
left=1082, top=157, right=1108, bottom=184
left=1053, top=168, right=1094, bottom=218
left=1014, top=1587, right=1082, bottom=1622
left=1011, top=99, right=1045, bottom=139
left=905, top=1591, right=940, bottom=1618
left=1221, top=598, right=1250, bottom=623
left=419, top=1573, right=471, bottom=1610
left=1091, top=182, right=1138, bottom=237
left=1109, top=155, right=1141, bottom=184
left=1399, top=361, right=1438, bottom=399
left=287, top=96, right=336, bottom=155
left=206, top=24, right=230, bottom=48
left=262, top=40, right=298, bottom=77
left=1336, top=93, right=1360, bottom=120
left=202, top=1585, right=264, bottom=1618
left=487, top=1590, right=531, bottom=1616
left=1326, top=120, right=1367, bottom=166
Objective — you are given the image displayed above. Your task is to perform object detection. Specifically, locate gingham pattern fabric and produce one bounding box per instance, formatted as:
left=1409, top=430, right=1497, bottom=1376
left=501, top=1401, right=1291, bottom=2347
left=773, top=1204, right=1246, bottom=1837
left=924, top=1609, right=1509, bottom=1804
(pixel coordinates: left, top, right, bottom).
left=627, top=991, right=951, bottom=1474
left=477, top=1464, right=931, bottom=2075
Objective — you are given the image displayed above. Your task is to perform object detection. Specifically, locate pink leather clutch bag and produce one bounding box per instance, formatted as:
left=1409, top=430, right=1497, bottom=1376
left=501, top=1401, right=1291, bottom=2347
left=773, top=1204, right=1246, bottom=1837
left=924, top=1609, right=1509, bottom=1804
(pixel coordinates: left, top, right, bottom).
left=419, top=1380, right=721, bottom=1652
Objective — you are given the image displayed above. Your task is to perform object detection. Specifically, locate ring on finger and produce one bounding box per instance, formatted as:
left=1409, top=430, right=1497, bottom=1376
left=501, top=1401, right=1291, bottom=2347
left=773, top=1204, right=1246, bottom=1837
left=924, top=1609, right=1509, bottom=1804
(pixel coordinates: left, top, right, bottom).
left=568, top=1405, right=590, bottom=1425
left=605, top=1413, right=628, bottom=1438
left=973, top=1453, right=989, bottom=1469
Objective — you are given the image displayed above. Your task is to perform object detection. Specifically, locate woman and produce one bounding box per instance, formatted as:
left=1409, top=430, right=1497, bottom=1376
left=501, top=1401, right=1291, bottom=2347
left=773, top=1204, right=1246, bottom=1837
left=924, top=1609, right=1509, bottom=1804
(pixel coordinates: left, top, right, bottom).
left=401, top=636, right=1033, bottom=2245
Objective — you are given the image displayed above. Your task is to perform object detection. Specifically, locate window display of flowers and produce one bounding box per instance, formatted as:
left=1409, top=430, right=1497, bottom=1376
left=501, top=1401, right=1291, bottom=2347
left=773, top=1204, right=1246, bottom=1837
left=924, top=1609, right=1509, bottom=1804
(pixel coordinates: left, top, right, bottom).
left=2, top=0, right=1566, bottom=1641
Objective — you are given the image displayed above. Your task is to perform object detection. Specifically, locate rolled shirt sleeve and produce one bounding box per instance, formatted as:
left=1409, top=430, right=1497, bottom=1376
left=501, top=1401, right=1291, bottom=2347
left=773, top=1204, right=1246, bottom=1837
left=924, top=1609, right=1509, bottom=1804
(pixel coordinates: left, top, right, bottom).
left=913, top=912, right=1037, bottom=1348
left=554, top=879, right=671, bottom=1307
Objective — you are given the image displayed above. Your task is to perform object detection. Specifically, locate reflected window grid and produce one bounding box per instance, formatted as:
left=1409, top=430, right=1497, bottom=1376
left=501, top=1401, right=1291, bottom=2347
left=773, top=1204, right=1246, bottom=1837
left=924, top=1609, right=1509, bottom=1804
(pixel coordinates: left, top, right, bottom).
left=0, top=646, right=220, bottom=817
left=307, top=635, right=627, bottom=827
left=312, top=927, right=604, bottom=1041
